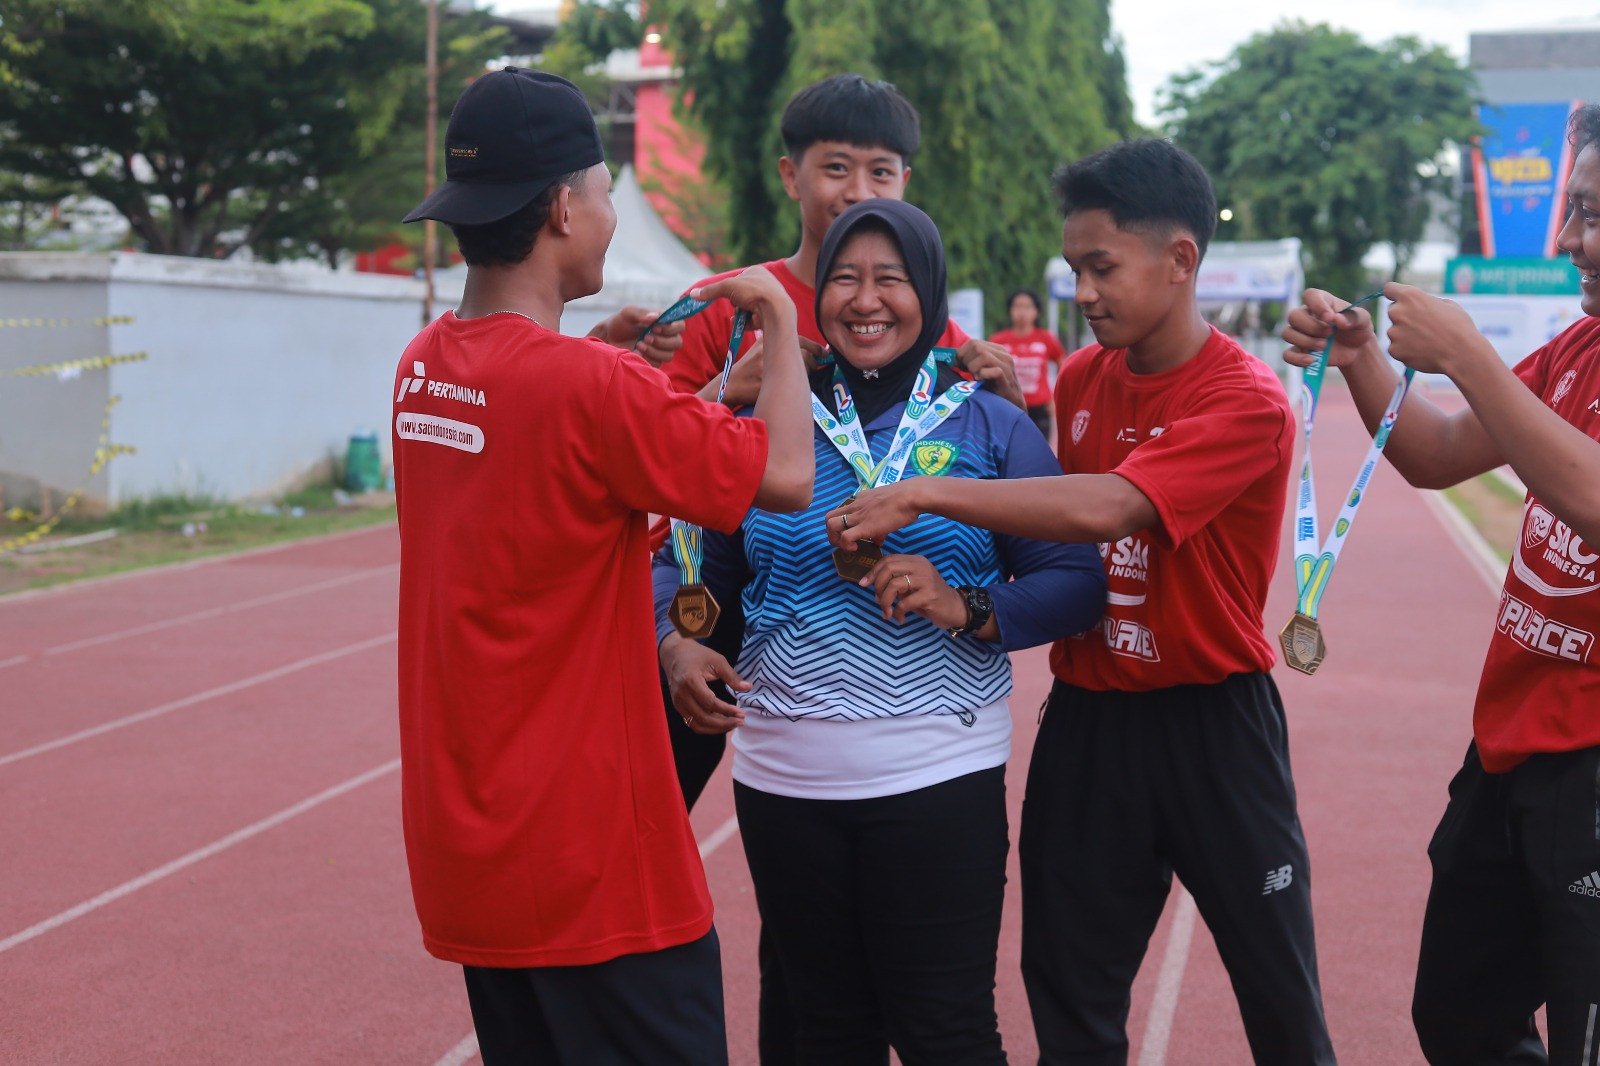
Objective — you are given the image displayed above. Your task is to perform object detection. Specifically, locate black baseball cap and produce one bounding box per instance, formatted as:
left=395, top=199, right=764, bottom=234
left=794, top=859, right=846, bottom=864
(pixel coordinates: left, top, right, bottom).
left=403, top=67, right=605, bottom=226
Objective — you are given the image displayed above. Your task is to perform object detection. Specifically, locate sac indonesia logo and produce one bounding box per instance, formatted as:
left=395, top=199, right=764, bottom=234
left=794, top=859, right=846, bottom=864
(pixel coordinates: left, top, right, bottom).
left=1071, top=409, right=1090, bottom=445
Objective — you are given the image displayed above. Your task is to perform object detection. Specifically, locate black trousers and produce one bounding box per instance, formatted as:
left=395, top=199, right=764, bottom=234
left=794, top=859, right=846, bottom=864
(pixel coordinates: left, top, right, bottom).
left=462, top=929, right=727, bottom=1066
left=735, top=767, right=1011, bottom=1066
left=1412, top=742, right=1600, bottom=1065
left=1021, top=674, right=1335, bottom=1066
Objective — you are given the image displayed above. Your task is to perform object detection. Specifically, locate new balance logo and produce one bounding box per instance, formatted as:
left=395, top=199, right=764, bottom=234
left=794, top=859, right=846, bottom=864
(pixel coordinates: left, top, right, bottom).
left=1568, top=871, right=1600, bottom=897
left=1262, top=865, right=1294, bottom=895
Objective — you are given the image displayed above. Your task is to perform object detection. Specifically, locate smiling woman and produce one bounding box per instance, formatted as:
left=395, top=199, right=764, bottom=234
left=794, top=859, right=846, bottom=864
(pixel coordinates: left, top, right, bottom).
left=652, top=197, right=1106, bottom=1064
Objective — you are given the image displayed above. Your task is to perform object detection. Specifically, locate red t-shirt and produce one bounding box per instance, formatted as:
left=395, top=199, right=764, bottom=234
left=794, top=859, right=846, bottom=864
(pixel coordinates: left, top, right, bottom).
left=661, top=257, right=971, bottom=396
left=1049, top=326, right=1294, bottom=691
left=392, top=312, right=767, bottom=967
left=1474, top=316, right=1600, bottom=771
left=991, top=327, right=1066, bottom=407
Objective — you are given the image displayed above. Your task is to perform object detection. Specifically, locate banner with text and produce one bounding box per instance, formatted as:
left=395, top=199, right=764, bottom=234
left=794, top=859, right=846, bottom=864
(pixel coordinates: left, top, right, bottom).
left=1473, top=101, right=1580, bottom=259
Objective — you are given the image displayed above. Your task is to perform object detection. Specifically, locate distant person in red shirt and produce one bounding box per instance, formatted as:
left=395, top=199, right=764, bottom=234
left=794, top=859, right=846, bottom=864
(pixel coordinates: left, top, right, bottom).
left=990, top=287, right=1066, bottom=438
left=829, top=138, right=1337, bottom=1065
left=392, top=67, right=813, bottom=1066
left=1282, top=102, right=1600, bottom=1066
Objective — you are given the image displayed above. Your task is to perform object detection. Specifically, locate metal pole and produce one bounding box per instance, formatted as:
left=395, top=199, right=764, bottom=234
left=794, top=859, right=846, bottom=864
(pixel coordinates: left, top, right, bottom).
left=422, top=0, right=439, bottom=327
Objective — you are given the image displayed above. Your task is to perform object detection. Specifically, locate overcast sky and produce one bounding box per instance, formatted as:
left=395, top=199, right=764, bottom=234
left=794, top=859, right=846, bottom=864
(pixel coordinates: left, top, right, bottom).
left=1114, top=1, right=1599, bottom=126
left=487, top=2, right=1600, bottom=127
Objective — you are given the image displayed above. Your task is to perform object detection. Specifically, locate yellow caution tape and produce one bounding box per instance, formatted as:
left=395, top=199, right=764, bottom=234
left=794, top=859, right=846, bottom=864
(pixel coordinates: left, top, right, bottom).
left=0, top=395, right=136, bottom=554
left=0, top=351, right=149, bottom=378
left=0, top=315, right=135, bottom=328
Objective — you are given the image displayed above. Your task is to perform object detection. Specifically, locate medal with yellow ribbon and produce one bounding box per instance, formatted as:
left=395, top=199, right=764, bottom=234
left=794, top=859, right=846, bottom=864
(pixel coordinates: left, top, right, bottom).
left=657, top=295, right=749, bottom=638
left=1282, top=290, right=1412, bottom=675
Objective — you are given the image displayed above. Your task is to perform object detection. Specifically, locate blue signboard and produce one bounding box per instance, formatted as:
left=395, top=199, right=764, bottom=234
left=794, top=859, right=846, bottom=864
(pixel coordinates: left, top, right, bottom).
left=1473, top=101, right=1580, bottom=259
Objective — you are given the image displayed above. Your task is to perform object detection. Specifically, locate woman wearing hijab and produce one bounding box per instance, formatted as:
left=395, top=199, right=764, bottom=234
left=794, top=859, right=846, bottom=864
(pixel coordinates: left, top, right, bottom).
left=653, top=199, right=1105, bottom=1065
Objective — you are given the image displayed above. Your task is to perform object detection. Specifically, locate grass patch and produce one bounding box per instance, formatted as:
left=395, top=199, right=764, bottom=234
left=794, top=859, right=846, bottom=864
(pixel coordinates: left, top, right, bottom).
left=0, top=482, right=395, bottom=596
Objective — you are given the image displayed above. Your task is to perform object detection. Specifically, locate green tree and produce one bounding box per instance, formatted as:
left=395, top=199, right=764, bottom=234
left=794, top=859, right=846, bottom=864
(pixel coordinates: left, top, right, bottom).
left=1162, top=22, right=1480, bottom=297
left=0, top=0, right=503, bottom=259
left=645, top=0, right=1132, bottom=323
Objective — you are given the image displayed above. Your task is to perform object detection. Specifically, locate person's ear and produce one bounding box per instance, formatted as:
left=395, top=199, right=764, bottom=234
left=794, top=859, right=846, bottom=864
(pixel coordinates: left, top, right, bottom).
left=778, top=155, right=801, bottom=204
left=1170, top=234, right=1200, bottom=284
left=898, top=165, right=911, bottom=196
left=549, top=184, right=574, bottom=237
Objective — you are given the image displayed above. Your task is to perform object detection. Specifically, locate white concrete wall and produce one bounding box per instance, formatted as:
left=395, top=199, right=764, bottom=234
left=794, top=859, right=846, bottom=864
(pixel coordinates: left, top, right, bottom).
left=0, top=251, right=670, bottom=508
left=0, top=252, right=467, bottom=506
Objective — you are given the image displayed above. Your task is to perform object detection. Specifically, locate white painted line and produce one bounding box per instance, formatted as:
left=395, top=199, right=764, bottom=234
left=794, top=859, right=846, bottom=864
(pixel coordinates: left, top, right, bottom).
left=431, top=1034, right=480, bottom=1066
left=0, top=655, right=25, bottom=671
left=40, top=564, right=398, bottom=658
left=0, top=521, right=396, bottom=606
left=427, top=815, right=742, bottom=1066
left=0, top=632, right=397, bottom=769
left=1422, top=490, right=1506, bottom=596
left=698, top=815, right=739, bottom=859
left=0, top=759, right=400, bottom=956
left=1136, top=886, right=1197, bottom=1066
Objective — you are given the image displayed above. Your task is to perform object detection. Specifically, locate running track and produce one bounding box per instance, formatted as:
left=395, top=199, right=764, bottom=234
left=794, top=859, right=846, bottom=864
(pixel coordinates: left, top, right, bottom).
left=0, top=386, right=1498, bottom=1064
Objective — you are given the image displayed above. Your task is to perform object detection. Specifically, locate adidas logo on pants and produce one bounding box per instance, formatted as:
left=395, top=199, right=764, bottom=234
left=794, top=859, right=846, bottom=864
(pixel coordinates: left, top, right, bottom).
left=1568, top=871, right=1600, bottom=897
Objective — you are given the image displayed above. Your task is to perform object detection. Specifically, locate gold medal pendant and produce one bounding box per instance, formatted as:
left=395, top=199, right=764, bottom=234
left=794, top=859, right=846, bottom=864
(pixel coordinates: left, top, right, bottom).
left=1278, top=612, right=1327, bottom=676
left=669, top=584, right=720, bottom=640
left=832, top=541, right=883, bottom=583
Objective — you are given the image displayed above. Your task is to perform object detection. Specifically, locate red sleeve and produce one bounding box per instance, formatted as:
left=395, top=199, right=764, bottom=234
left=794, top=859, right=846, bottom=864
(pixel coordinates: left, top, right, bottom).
left=943, top=320, right=972, bottom=347
left=1513, top=338, right=1555, bottom=395
left=1112, top=387, right=1293, bottom=551
left=1045, top=333, right=1068, bottom=362
left=599, top=354, right=768, bottom=533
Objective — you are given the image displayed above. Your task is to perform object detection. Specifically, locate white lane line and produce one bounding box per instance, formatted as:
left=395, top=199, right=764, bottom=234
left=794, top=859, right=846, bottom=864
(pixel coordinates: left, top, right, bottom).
left=428, top=815, right=742, bottom=1066
left=0, top=632, right=397, bottom=769
left=1136, top=886, right=1197, bottom=1066
left=698, top=815, right=739, bottom=859
left=1422, top=490, right=1506, bottom=595
left=0, top=521, right=396, bottom=607
left=0, top=655, right=26, bottom=671
left=38, top=564, right=398, bottom=658
left=0, top=759, right=400, bottom=957
left=431, top=1035, right=479, bottom=1066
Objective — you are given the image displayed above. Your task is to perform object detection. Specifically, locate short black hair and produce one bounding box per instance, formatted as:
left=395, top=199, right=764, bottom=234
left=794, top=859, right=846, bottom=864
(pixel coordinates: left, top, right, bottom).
left=780, top=74, right=920, bottom=164
left=1572, top=104, right=1600, bottom=158
left=448, top=169, right=586, bottom=267
left=1006, top=288, right=1044, bottom=317
left=1052, top=138, right=1217, bottom=261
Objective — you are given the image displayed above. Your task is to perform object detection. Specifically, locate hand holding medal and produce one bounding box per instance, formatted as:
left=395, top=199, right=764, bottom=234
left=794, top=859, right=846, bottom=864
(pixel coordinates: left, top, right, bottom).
left=1280, top=289, right=1414, bottom=675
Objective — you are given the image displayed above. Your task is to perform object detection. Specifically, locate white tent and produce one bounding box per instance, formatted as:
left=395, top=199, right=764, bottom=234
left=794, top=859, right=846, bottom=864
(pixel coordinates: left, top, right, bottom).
left=432, top=164, right=709, bottom=335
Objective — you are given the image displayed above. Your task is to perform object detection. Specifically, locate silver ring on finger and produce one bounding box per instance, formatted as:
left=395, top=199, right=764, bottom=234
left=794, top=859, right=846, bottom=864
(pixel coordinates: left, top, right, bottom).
left=841, top=513, right=850, bottom=530
left=902, top=573, right=913, bottom=592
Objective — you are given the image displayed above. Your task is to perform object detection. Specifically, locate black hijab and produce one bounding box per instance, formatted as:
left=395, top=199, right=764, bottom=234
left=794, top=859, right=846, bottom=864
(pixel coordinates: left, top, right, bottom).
left=813, top=198, right=961, bottom=424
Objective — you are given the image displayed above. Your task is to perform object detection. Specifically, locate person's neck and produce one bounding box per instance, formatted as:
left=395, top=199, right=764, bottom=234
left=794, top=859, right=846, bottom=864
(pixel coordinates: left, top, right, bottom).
left=456, top=263, right=564, bottom=331
left=1124, top=306, right=1212, bottom=375
left=784, top=235, right=823, bottom=295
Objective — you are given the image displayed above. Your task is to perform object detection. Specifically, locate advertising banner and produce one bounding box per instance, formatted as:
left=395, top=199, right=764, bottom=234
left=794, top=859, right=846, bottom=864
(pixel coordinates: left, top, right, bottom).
left=1444, top=256, right=1581, bottom=295
left=1473, top=101, right=1580, bottom=258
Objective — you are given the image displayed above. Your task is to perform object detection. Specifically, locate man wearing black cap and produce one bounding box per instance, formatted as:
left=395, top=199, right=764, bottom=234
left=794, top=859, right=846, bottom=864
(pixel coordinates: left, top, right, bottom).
left=392, top=67, right=814, bottom=1065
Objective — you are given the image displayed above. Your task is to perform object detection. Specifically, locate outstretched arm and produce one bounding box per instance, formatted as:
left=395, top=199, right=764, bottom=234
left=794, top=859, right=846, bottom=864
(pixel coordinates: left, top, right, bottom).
left=1379, top=282, right=1600, bottom=543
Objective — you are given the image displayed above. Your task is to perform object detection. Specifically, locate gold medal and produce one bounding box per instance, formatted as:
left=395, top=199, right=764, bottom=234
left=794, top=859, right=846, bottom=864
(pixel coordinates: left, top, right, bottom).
left=669, top=584, right=720, bottom=640
left=832, top=541, right=883, bottom=583
left=1278, top=612, right=1327, bottom=676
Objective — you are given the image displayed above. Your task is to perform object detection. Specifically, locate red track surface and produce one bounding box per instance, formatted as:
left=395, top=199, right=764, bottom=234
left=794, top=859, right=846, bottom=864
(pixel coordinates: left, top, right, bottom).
left=0, top=386, right=1498, bottom=1065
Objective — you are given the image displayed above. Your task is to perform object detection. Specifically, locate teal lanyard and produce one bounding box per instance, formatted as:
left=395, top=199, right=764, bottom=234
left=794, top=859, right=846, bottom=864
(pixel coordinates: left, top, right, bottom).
left=1290, top=291, right=1412, bottom=619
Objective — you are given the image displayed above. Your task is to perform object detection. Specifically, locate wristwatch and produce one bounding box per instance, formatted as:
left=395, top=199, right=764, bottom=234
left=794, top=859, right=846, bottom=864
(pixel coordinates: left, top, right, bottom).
left=947, top=585, right=994, bottom=638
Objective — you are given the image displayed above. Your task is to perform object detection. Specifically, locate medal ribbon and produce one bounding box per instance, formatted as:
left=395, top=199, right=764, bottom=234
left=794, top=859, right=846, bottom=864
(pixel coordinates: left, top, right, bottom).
left=657, top=294, right=750, bottom=598
left=1292, top=291, right=1411, bottom=619
left=810, top=351, right=981, bottom=491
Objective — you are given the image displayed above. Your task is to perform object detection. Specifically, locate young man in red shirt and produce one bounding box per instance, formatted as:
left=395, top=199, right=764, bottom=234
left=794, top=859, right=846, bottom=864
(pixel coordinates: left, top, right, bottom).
left=392, top=67, right=813, bottom=1065
left=991, top=287, right=1067, bottom=438
left=830, top=138, right=1337, bottom=1064
left=1283, top=104, right=1600, bottom=1066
